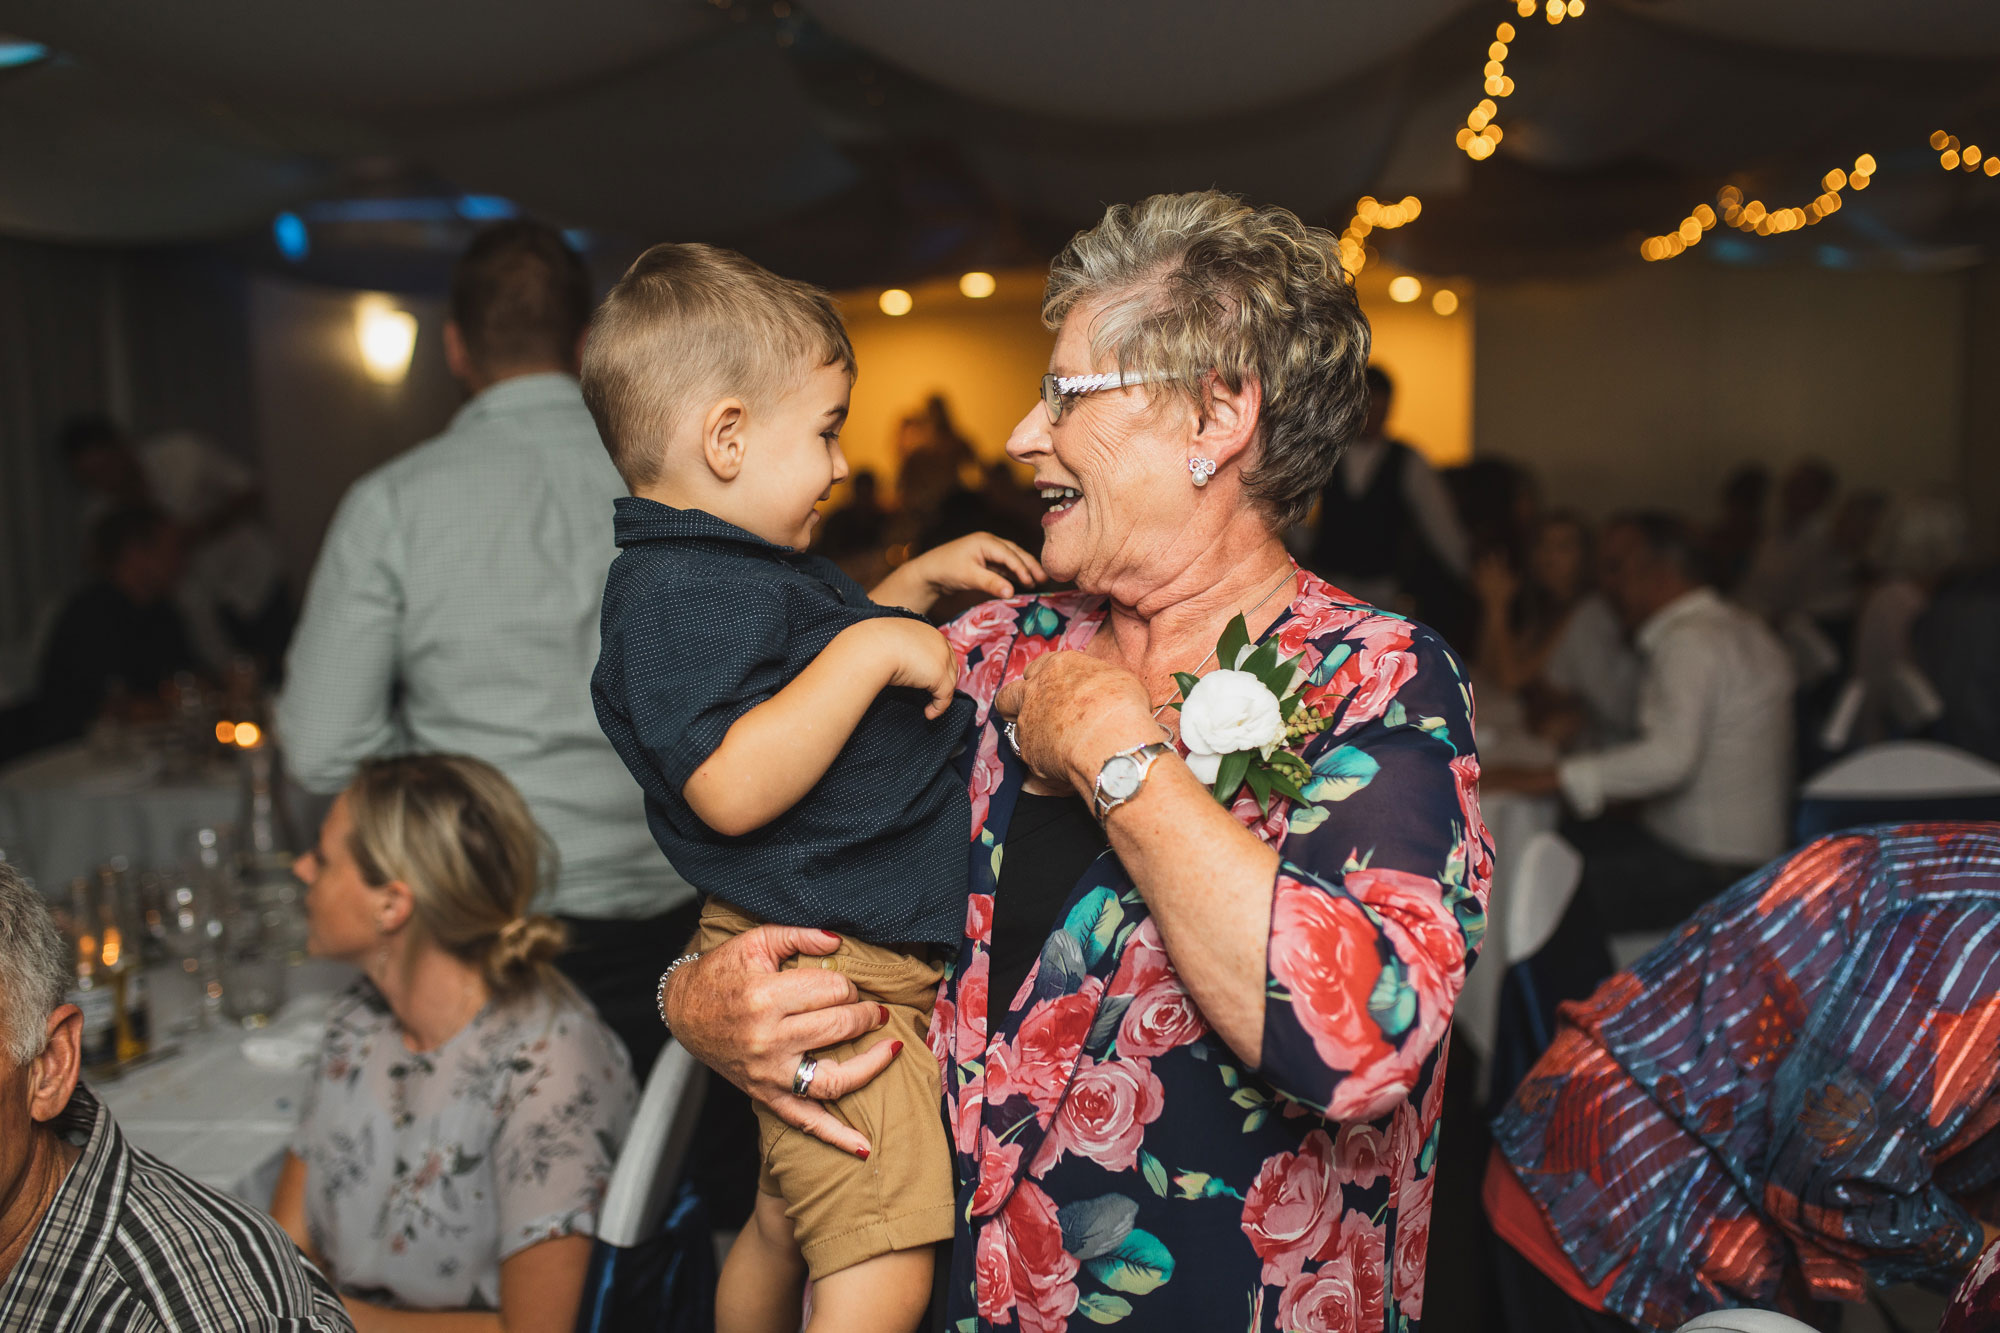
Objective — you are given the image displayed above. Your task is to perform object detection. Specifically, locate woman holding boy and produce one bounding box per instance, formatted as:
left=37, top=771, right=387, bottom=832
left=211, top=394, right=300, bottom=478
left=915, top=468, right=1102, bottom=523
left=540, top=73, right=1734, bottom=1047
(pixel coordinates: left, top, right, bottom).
left=657, top=190, right=1491, bottom=1333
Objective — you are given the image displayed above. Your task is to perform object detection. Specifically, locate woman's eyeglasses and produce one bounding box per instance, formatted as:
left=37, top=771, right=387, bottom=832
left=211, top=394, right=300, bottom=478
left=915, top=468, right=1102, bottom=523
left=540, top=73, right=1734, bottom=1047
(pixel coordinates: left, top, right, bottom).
left=1040, top=370, right=1173, bottom=425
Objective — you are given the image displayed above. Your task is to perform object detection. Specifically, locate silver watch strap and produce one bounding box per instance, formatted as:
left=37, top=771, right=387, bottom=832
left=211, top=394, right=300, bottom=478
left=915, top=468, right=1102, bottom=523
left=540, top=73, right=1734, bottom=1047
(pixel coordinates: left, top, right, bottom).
left=1093, top=741, right=1173, bottom=820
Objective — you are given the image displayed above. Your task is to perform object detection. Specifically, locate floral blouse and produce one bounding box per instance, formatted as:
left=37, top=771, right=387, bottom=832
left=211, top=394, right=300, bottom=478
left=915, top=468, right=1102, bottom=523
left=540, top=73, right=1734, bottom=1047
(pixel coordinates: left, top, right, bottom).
left=292, top=979, right=638, bottom=1311
left=933, top=571, right=1492, bottom=1333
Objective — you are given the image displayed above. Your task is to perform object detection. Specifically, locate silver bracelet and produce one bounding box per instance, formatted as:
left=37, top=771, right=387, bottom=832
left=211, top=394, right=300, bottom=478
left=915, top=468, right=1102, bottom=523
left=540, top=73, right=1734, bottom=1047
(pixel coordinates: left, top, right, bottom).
left=655, top=953, right=701, bottom=1033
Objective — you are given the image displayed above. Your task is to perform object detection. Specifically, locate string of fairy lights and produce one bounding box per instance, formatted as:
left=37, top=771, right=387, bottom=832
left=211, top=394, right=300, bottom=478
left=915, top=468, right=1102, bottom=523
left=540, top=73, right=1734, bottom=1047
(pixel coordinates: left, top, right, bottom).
left=1933, top=130, right=2000, bottom=177
left=1639, top=153, right=1875, bottom=261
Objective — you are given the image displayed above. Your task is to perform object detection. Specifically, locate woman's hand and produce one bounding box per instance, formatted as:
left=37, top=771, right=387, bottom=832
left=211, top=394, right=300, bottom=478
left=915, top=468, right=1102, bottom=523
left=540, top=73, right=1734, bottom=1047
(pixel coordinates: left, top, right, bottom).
left=994, top=650, right=1164, bottom=796
left=872, top=532, right=1047, bottom=614
left=663, top=924, right=896, bottom=1158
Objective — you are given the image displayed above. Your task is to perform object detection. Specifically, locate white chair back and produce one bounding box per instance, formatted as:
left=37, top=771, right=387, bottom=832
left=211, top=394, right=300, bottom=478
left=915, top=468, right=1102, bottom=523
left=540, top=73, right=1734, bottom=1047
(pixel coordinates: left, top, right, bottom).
left=1801, top=740, right=2000, bottom=800
left=1505, top=830, right=1584, bottom=965
left=1674, top=1310, right=1819, bottom=1333
left=596, top=1040, right=709, bottom=1249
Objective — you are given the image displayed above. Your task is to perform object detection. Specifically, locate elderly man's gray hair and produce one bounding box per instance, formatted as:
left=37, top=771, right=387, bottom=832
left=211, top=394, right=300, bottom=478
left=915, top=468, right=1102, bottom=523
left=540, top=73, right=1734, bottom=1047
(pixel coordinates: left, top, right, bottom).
left=0, top=863, right=69, bottom=1064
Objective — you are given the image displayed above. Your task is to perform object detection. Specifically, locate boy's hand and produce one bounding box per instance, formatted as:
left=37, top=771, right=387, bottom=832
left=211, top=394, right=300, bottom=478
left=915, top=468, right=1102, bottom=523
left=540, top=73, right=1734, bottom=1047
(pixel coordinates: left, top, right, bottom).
left=848, top=617, right=960, bottom=718
left=871, top=532, right=1046, bottom=613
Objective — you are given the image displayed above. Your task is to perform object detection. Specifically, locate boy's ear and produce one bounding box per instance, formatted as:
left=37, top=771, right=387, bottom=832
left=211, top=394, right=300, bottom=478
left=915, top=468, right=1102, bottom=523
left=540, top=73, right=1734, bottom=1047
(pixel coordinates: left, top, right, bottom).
left=701, top=398, right=749, bottom=483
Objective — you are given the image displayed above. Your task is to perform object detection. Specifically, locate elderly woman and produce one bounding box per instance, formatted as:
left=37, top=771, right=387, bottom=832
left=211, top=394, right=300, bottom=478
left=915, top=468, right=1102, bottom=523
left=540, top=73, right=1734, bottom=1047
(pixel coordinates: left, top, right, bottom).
left=271, top=755, right=638, bottom=1331
left=664, top=191, right=1491, bottom=1331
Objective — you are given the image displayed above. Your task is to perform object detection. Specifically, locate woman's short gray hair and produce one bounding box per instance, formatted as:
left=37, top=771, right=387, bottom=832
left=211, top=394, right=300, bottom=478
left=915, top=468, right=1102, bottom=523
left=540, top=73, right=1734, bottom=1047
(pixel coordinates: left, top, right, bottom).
left=0, top=863, right=68, bottom=1064
left=1043, top=191, right=1372, bottom=528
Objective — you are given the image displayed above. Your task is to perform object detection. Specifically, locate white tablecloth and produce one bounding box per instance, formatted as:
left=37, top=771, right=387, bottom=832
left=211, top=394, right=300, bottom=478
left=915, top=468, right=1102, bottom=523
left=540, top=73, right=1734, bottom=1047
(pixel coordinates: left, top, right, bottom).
left=92, top=960, right=353, bottom=1206
left=0, top=742, right=241, bottom=891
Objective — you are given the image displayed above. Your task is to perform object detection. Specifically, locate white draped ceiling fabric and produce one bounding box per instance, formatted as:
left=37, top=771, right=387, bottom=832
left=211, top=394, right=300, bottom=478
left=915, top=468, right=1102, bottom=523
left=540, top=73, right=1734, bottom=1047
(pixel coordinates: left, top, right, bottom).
left=0, top=0, right=1995, bottom=277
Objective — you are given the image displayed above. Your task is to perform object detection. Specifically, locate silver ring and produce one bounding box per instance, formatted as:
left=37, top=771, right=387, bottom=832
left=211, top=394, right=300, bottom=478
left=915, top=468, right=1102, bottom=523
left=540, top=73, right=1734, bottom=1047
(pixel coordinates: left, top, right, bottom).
left=1005, top=721, right=1022, bottom=757
left=791, top=1054, right=820, bottom=1097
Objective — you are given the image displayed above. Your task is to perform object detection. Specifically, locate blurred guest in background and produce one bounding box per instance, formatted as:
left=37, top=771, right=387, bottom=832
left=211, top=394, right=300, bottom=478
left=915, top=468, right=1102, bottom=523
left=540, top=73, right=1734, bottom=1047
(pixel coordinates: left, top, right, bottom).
left=1842, top=495, right=1967, bottom=747
left=1702, top=463, right=1770, bottom=596
left=1738, top=457, right=1841, bottom=624
left=30, top=506, right=197, bottom=750
left=1488, top=513, right=1792, bottom=931
left=278, top=221, right=700, bottom=1084
left=273, top=755, right=635, bottom=1332
left=1915, top=560, right=2000, bottom=764
left=1474, top=512, right=1638, bottom=750
left=60, top=416, right=291, bottom=673
left=1307, top=365, right=1472, bottom=618
left=1488, top=824, right=2000, bottom=1333
left=0, top=863, right=351, bottom=1330
left=815, top=466, right=889, bottom=580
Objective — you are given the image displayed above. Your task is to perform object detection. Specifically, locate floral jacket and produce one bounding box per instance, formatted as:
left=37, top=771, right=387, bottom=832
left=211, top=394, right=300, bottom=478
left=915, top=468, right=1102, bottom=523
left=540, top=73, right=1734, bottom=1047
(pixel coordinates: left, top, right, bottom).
left=932, top=571, right=1492, bottom=1333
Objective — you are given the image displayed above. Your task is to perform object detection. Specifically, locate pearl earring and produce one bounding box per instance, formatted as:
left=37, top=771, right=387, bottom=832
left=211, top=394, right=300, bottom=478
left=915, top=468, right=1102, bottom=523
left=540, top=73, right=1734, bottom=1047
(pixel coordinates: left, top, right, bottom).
left=1188, top=457, right=1218, bottom=488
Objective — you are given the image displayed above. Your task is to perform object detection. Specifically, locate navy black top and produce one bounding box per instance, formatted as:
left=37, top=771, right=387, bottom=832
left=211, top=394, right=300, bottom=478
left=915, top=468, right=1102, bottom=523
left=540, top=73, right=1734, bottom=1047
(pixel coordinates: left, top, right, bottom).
left=593, top=498, right=973, bottom=946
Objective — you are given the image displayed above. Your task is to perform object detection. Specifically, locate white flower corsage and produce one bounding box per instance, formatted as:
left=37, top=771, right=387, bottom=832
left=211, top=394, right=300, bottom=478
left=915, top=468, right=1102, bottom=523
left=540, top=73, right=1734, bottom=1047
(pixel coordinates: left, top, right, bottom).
left=1168, top=614, right=1329, bottom=813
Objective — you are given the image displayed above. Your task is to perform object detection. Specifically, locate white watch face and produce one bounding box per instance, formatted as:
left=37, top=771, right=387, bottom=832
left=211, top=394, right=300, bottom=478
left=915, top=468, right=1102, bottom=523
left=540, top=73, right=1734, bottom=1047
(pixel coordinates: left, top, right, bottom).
left=1100, top=754, right=1145, bottom=801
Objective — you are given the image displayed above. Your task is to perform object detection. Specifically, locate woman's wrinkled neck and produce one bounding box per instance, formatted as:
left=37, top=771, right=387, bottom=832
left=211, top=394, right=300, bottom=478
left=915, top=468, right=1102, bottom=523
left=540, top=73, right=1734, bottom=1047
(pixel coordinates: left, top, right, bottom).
left=1092, top=512, right=1297, bottom=677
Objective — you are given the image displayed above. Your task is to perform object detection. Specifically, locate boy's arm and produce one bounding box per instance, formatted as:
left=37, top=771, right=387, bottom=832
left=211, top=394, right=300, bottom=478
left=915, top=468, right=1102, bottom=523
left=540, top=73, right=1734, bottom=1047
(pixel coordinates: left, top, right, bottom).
left=683, top=616, right=958, bottom=837
left=870, top=532, right=1046, bottom=614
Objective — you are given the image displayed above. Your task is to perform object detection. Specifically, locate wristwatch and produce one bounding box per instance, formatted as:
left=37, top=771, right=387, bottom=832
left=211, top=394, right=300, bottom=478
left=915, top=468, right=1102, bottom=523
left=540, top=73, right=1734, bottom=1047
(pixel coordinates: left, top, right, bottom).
left=1093, top=742, right=1174, bottom=821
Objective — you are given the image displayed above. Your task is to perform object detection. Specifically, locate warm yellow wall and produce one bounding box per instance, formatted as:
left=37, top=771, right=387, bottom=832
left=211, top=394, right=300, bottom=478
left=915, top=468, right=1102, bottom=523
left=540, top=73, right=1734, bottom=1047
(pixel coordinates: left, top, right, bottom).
left=833, top=263, right=1475, bottom=500
left=835, top=270, right=1054, bottom=498
left=1353, top=268, right=1474, bottom=466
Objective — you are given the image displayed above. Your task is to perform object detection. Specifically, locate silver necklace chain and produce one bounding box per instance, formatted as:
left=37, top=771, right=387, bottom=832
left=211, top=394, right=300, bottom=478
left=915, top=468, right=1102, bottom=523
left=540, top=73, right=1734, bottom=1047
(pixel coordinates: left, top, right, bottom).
left=1150, top=565, right=1299, bottom=720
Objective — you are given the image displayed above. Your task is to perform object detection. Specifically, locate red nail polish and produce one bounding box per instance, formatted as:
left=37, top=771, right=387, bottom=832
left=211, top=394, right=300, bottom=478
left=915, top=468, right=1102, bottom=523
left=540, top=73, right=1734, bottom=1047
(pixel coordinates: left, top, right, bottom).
left=821, top=930, right=842, bottom=944
left=891, top=1041, right=905, bottom=1056
left=878, top=1004, right=890, bottom=1024
left=858, top=1147, right=871, bottom=1160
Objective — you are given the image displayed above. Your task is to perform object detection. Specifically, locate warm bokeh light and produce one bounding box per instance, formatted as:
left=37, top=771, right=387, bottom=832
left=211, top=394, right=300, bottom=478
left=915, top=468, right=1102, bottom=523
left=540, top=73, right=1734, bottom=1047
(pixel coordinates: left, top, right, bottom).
left=354, top=295, right=417, bottom=385
left=1853, top=153, right=1877, bottom=176
left=878, top=288, right=913, bottom=316
left=1388, top=275, right=1423, bottom=303
left=958, top=271, right=996, bottom=299
left=1932, top=131, right=1951, bottom=150
left=1431, top=289, right=1459, bottom=316
left=1987, top=158, right=2000, bottom=177
left=215, top=720, right=236, bottom=744
left=1496, top=22, right=1516, bottom=41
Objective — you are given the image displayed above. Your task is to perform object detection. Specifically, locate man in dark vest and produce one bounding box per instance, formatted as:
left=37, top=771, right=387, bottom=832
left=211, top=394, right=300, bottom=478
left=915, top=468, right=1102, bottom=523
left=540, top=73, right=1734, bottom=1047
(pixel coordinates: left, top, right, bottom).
left=1307, top=366, right=1471, bottom=618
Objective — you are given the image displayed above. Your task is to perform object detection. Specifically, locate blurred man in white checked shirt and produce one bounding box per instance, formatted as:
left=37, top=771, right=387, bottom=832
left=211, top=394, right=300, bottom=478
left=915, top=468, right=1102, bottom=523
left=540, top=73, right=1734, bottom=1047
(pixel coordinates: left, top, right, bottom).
left=279, top=223, right=756, bottom=1221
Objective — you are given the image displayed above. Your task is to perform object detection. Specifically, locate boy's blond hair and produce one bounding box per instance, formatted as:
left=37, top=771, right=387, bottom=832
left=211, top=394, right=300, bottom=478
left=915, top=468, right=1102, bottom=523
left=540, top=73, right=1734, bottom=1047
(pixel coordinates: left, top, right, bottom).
left=581, top=242, right=856, bottom=488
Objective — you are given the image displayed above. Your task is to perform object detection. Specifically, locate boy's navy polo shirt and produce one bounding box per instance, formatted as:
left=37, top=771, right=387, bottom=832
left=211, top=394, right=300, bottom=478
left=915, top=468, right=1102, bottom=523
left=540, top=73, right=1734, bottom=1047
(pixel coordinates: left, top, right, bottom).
left=593, top=497, right=973, bottom=946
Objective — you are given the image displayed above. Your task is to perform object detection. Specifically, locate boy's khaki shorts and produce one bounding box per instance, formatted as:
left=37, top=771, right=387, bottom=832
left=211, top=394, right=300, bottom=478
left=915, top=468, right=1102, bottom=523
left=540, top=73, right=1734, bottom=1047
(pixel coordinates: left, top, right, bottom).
left=692, top=900, right=955, bottom=1280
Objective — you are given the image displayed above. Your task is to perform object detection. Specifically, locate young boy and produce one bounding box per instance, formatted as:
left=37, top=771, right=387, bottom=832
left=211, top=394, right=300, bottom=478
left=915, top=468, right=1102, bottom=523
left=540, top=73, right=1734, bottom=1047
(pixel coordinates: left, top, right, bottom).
left=582, top=243, right=1043, bottom=1333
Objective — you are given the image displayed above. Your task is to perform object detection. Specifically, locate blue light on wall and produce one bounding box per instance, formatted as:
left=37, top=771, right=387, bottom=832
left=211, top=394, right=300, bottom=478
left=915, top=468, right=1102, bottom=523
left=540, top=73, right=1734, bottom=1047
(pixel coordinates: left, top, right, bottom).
left=563, top=229, right=592, bottom=252
left=0, top=40, right=49, bottom=69
left=455, top=195, right=519, bottom=221
left=272, top=211, right=309, bottom=261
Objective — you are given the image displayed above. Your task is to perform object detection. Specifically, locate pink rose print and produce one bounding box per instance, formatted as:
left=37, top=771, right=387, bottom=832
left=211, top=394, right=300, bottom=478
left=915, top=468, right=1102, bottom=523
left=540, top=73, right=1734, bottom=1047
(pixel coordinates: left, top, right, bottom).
left=929, top=991, right=955, bottom=1081
left=1329, top=1042, right=1425, bottom=1124
left=957, top=950, right=990, bottom=1058
left=1307, top=619, right=1417, bottom=735
left=1269, top=878, right=1394, bottom=1078
left=1000, top=980, right=1101, bottom=1119
left=1004, top=1180, right=1081, bottom=1333
left=1241, top=1129, right=1338, bottom=1287
left=966, top=893, right=995, bottom=947
left=971, top=1128, right=1025, bottom=1217
left=947, top=599, right=1023, bottom=713
left=1118, top=978, right=1209, bottom=1060
left=1274, top=1210, right=1388, bottom=1333
left=1107, top=918, right=1170, bottom=999
left=1449, top=753, right=1492, bottom=886
left=954, top=1066, right=986, bottom=1154
left=1029, top=1054, right=1165, bottom=1176
left=976, top=1215, right=1016, bottom=1324
left=969, top=727, right=1006, bottom=836
left=1348, top=867, right=1468, bottom=1000
left=1273, top=581, right=1374, bottom=660
left=1393, top=1162, right=1435, bottom=1317
left=1331, top=1121, right=1391, bottom=1189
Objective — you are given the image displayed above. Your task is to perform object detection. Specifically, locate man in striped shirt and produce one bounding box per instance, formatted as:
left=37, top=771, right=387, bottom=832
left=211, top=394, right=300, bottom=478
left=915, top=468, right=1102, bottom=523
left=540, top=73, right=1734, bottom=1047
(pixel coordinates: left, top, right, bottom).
left=0, top=865, right=351, bottom=1331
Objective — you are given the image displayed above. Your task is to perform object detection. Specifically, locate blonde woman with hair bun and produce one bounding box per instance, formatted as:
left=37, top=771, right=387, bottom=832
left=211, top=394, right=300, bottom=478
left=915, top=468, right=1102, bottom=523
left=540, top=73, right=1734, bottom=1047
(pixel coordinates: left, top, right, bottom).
left=270, top=754, right=638, bottom=1330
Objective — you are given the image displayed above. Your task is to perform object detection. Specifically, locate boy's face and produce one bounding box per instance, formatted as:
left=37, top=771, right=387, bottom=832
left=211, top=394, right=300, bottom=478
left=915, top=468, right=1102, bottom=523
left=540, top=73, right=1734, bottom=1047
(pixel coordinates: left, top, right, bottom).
left=733, top=361, right=853, bottom=549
